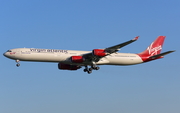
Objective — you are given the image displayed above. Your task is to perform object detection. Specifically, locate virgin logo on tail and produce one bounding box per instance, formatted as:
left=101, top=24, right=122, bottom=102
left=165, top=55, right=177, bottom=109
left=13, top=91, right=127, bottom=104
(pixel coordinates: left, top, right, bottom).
left=147, top=42, right=162, bottom=56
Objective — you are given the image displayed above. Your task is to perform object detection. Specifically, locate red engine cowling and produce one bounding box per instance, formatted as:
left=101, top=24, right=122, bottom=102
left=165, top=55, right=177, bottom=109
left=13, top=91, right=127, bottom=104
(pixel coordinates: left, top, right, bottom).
left=58, top=63, right=81, bottom=70
left=93, top=49, right=107, bottom=57
left=71, top=56, right=85, bottom=63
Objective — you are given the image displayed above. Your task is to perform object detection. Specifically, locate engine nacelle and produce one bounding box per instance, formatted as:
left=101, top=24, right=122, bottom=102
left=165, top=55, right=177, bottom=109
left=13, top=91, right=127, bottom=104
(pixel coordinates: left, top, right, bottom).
left=58, top=63, right=81, bottom=70
left=71, top=56, right=85, bottom=63
left=93, top=49, right=107, bottom=57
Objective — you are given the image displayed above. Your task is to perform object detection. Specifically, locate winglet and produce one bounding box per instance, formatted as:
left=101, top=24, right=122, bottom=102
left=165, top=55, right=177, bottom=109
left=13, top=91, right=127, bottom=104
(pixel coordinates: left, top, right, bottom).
left=133, top=36, right=139, bottom=41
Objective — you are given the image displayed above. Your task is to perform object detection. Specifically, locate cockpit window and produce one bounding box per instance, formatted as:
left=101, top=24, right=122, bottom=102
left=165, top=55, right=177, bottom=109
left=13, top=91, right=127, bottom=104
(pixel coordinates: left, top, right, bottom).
left=7, top=50, right=12, bottom=52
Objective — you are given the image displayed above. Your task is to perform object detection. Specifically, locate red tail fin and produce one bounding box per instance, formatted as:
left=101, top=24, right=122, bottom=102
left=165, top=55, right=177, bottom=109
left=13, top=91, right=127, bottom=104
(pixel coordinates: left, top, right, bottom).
left=139, top=36, right=165, bottom=56
left=138, top=36, right=166, bottom=62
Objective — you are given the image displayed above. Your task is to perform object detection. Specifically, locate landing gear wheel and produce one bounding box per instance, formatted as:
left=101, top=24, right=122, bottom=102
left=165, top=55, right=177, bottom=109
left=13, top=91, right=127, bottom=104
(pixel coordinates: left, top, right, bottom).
left=84, top=69, right=88, bottom=72
left=95, top=67, right=100, bottom=70
left=91, top=65, right=96, bottom=69
left=87, top=70, right=92, bottom=74
left=89, top=68, right=93, bottom=71
left=83, top=66, right=96, bottom=74
left=15, top=60, right=20, bottom=67
left=91, top=63, right=100, bottom=70
left=16, top=63, right=20, bottom=67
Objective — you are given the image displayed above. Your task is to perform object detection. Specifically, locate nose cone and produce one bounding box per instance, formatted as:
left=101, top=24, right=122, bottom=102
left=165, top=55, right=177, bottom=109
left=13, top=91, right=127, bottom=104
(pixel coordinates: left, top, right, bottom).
left=3, top=52, right=10, bottom=58
left=3, top=51, right=16, bottom=60
left=3, top=52, right=7, bottom=57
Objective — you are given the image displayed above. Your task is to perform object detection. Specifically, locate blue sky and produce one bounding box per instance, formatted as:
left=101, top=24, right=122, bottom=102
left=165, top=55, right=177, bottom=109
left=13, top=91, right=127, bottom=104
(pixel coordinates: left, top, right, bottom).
left=0, top=0, right=179, bottom=113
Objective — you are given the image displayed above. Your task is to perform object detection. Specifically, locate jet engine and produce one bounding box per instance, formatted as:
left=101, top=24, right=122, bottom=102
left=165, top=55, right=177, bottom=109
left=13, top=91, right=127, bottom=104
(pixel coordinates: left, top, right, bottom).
left=71, top=56, right=85, bottom=63
left=93, top=49, right=107, bottom=57
left=58, top=63, right=81, bottom=70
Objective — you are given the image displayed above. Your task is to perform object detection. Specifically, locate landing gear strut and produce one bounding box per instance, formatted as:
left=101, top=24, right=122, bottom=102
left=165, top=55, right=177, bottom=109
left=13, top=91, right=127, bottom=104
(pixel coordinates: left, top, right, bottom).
left=16, top=60, right=20, bottom=67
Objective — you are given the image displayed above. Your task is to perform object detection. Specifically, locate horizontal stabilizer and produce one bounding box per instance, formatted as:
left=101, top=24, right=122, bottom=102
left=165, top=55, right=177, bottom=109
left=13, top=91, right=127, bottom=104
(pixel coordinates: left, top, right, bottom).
left=149, top=50, right=175, bottom=59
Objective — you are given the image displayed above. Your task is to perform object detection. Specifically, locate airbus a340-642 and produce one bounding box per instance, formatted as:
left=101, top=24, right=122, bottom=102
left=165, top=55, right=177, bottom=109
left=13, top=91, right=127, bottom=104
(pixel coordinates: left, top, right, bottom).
left=3, top=36, right=174, bottom=74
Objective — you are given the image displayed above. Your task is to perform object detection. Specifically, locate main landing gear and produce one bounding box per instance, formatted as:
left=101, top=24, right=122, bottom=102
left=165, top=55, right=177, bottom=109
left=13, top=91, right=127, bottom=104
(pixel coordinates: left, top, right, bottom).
left=83, top=65, right=100, bottom=74
left=16, top=60, right=20, bottom=67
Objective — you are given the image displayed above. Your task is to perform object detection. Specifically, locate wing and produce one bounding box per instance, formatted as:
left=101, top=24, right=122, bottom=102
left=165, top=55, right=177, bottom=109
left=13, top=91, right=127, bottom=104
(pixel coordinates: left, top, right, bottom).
left=104, top=36, right=139, bottom=53
left=83, top=36, right=139, bottom=63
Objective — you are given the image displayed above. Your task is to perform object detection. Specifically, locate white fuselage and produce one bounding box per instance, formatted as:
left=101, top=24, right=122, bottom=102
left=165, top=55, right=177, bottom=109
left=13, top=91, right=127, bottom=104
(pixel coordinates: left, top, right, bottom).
left=4, top=48, right=144, bottom=66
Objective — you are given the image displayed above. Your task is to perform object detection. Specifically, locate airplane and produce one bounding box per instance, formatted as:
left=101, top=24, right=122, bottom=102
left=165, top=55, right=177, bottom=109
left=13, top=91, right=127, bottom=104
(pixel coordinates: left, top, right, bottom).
left=3, top=36, right=175, bottom=74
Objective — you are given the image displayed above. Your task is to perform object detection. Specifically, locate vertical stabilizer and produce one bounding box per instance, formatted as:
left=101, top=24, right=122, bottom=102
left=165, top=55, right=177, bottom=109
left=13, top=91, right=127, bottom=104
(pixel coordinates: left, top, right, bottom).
left=139, top=36, right=165, bottom=56
left=138, top=36, right=166, bottom=62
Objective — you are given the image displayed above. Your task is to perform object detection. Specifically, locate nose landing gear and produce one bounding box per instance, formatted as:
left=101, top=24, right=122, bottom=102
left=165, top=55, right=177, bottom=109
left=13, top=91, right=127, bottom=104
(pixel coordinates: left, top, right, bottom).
left=16, top=60, right=20, bottom=67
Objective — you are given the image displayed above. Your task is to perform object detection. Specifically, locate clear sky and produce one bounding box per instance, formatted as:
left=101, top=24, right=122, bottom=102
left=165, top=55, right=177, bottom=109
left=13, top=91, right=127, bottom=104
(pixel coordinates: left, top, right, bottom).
left=0, top=0, right=180, bottom=113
